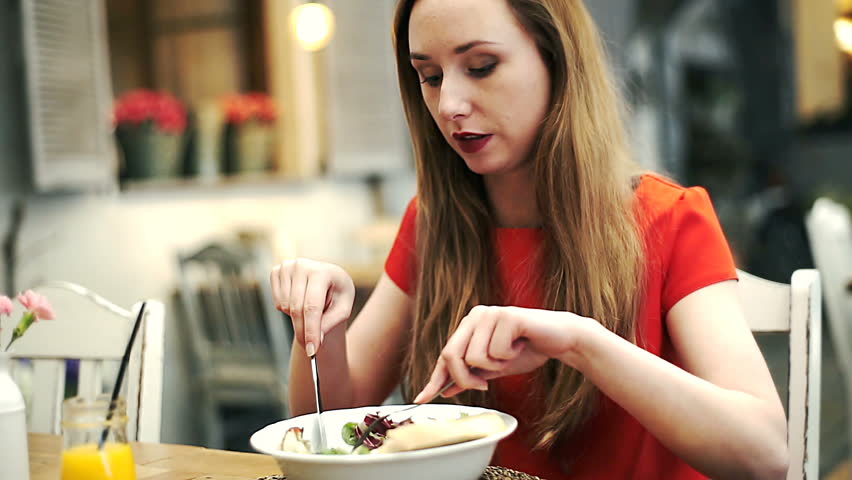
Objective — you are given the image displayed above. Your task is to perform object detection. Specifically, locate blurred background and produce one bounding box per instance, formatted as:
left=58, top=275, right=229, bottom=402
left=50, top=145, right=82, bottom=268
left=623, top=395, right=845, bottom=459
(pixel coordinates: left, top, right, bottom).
left=0, top=0, right=851, bottom=477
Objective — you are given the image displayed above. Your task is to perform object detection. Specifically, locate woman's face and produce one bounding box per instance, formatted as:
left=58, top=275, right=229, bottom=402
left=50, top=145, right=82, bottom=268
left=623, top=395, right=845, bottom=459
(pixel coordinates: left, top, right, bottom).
left=408, top=0, right=551, bottom=177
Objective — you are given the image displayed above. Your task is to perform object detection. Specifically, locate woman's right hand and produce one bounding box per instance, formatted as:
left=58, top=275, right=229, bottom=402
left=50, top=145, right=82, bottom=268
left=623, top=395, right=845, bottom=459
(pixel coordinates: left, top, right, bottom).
left=270, top=258, right=355, bottom=357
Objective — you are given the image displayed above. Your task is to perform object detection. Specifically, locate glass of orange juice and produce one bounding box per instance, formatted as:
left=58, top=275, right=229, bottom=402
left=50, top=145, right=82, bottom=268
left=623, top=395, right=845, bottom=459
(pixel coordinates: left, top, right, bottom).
left=60, top=394, right=137, bottom=480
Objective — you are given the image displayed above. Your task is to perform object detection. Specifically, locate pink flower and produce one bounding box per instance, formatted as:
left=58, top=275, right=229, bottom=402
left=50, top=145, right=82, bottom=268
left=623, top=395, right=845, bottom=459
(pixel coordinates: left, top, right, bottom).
left=17, top=290, right=55, bottom=321
left=0, top=295, right=12, bottom=316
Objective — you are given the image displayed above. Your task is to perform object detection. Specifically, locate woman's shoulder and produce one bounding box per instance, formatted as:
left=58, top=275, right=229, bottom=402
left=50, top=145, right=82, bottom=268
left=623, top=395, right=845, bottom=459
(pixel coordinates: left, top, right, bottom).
left=635, top=173, right=715, bottom=222
left=636, top=172, right=691, bottom=203
left=400, top=196, right=418, bottom=218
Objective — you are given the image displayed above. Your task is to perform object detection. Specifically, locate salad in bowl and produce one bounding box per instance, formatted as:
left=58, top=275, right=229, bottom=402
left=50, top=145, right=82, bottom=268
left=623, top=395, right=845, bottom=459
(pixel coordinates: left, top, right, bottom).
left=250, top=404, right=518, bottom=480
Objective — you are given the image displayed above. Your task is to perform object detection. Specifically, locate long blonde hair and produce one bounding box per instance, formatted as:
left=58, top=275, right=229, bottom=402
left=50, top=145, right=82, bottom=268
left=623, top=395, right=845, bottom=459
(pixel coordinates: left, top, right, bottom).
left=393, top=0, right=646, bottom=450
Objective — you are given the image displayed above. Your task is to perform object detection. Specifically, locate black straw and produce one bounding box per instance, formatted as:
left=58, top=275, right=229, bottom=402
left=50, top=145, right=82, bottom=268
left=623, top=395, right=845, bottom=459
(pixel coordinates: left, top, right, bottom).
left=99, top=301, right=146, bottom=449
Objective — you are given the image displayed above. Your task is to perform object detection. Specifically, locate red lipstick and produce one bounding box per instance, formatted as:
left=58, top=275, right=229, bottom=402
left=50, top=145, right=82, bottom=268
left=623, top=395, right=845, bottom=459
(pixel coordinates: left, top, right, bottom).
left=452, top=132, right=493, bottom=154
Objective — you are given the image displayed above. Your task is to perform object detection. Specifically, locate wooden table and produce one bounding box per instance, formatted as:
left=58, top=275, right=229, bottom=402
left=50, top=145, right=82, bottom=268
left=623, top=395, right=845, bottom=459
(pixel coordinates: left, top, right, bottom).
left=28, top=433, right=280, bottom=480
left=29, top=433, right=535, bottom=480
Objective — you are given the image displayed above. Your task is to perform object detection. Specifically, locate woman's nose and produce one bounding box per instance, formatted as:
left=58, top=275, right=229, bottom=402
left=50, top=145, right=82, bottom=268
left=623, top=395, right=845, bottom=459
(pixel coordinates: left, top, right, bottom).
left=438, top=77, right=472, bottom=121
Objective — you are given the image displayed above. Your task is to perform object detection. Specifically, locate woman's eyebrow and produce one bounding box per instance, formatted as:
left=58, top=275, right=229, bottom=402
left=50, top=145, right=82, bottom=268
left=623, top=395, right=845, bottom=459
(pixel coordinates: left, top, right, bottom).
left=410, top=40, right=500, bottom=61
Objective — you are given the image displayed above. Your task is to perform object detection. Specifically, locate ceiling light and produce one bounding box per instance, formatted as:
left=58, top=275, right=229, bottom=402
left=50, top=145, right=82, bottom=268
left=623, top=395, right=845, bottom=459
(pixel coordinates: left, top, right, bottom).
left=290, top=2, right=335, bottom=52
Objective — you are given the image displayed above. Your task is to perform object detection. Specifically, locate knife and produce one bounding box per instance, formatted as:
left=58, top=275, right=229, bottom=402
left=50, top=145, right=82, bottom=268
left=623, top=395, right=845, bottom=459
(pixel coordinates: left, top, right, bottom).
left=310, top=354, right=327, bottom=452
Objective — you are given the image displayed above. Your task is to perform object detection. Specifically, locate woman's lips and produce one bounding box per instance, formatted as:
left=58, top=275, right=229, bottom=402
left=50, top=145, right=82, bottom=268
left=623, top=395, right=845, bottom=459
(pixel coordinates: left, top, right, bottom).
left=453, top=133, right=493, bottom=154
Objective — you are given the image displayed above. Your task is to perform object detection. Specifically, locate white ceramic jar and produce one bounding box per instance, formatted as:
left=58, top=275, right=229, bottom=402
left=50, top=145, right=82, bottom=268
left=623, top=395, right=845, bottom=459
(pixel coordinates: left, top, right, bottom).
left=0, top=352, right=29, bottom=480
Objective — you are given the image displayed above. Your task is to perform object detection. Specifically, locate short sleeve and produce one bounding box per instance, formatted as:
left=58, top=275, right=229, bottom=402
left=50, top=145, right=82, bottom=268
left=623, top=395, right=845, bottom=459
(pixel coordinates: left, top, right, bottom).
left=661, top=186, right=738, bottom=313
left=384, top=197, right=418, bottom=295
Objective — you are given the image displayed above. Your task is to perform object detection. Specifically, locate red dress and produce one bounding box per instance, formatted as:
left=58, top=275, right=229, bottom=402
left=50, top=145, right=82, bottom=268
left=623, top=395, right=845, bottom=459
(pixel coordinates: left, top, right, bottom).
left=384, top=174, right=738, bottom=479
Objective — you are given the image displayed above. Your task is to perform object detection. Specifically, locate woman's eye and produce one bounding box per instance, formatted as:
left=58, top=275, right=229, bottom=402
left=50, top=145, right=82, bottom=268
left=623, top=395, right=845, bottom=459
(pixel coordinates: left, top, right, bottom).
left=469, top=63, right=497, bottom=77
left=420, top=75, right=442, bottom=87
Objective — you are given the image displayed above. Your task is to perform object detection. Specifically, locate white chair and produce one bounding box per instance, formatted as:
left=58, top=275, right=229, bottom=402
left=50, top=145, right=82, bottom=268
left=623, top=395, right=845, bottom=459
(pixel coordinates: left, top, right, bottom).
left=5, top=282, right=165, bottom=442
left=805, top=197, right=852, bottom=459
left=738, top=269, right=821, bottom=480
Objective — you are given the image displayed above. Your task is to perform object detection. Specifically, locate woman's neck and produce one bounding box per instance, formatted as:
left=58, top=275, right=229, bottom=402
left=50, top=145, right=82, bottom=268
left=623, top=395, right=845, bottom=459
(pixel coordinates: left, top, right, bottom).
left=483, top=168, right=541, bottom=228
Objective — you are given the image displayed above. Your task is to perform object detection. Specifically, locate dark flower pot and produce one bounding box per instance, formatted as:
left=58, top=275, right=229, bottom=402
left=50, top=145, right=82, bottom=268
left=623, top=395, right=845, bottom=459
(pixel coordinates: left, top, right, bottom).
left=116, top=122, right=184, bottom=180
left=222, top=120, right=275, bottom=175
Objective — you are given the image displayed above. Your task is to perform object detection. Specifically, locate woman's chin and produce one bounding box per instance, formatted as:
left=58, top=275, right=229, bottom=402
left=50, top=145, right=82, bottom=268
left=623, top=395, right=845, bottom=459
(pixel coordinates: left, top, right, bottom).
left=462, top=157, right=502, bottom=176
left=463, top=158, right=522, bottom=178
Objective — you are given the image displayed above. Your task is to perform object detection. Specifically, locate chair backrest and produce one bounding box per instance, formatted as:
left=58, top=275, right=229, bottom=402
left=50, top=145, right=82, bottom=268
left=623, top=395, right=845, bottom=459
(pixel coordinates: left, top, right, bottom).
left=737, top=268, right=821, bottom=480
left=6, top=287, right=165, bottom=443
left=805, top=198, right=852, bottom=382
left=177, top=241, right=291, bottom=380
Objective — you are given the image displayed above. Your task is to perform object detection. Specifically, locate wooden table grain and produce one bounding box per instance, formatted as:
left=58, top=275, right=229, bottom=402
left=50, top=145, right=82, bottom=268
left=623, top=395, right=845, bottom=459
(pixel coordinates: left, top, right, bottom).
left=29, top=433, right=538, bottom=480
left=28, top=433, right=280, bottom=480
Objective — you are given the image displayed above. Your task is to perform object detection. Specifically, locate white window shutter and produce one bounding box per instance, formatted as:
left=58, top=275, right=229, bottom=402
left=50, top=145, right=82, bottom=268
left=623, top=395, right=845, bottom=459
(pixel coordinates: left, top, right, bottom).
left=21, top=0, right=117, bottom=192
left=323, top=0, right=412, bottom=177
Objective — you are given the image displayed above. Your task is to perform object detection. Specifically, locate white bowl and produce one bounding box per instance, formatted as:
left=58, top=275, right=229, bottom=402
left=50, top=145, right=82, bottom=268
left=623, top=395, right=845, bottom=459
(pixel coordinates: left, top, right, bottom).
left=250, top=404, right=518, bottom=480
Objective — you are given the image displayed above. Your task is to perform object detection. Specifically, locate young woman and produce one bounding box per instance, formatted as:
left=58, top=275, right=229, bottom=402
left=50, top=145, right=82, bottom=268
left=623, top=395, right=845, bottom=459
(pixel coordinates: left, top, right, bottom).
left=269, top=0, right=788, bottom=478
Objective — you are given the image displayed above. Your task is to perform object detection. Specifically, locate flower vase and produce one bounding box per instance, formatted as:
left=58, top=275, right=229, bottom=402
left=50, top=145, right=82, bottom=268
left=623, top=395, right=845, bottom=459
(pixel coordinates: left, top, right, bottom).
left=185, top=101, right=223, bottom=181
left=222, top=120, right=274, bottom=174
left=0, top=352, right=29, bottom=480
left=116, top=121, right=184, bottom=180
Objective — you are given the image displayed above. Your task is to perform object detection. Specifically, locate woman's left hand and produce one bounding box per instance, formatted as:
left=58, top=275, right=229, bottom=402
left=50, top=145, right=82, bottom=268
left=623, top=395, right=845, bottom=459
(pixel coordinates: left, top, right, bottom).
left=413, top=306, right=591, bottom=402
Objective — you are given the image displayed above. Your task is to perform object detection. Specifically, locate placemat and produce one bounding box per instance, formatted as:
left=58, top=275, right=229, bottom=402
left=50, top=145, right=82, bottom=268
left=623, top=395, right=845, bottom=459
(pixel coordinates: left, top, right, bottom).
left=257, top=466, right=545, bottom=480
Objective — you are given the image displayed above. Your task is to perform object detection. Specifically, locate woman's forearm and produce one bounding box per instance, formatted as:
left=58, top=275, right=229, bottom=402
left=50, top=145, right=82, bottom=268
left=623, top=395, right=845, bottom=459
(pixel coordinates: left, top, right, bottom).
left=287, top=275, right=413, bottom=416
left=288, top=325, right=355, bottom=416
left=565, top=319, right=788, bottom=480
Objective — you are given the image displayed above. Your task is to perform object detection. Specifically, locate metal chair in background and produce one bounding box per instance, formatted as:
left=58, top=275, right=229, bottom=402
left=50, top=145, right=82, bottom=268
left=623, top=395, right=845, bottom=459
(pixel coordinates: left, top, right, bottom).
left=177, top=237, right=292, bottom=449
